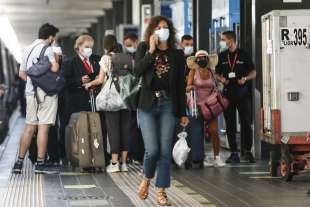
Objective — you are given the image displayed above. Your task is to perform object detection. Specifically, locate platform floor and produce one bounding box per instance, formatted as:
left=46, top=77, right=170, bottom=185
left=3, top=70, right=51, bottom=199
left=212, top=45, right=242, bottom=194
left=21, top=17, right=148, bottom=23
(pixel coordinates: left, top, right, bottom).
left=0, top=114, right=310, bottom=207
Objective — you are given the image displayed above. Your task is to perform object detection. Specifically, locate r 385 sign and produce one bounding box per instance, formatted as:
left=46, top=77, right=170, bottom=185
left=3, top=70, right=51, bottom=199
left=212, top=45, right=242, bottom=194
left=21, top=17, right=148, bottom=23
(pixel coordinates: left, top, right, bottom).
left=280, top=27, right=308, bottom=47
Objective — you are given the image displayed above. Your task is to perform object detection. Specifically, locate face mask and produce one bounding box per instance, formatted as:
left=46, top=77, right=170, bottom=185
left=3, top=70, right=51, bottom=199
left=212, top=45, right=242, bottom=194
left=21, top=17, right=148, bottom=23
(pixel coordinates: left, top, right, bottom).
left=125, top=47, right=136, bottom=54
left=184, top=46, right=194, bottom=56
left=197, top=59, right=208, bottom=68
left=83, top=47, right=92, bottom=58
left=219, top=41, right=228, bottom=50
left=155, top=28, right=170, bottom=42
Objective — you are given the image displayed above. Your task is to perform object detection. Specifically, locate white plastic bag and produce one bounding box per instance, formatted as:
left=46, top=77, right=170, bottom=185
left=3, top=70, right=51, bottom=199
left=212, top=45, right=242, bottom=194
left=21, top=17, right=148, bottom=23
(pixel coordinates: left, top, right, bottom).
left=96, top=77, right=127, bottom=111
left=173, top=130, right=191, bottom=167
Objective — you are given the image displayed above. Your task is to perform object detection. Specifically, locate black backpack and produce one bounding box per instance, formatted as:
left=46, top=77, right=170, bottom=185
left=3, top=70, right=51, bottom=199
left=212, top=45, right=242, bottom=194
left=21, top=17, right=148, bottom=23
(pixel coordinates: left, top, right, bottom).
left=26, top=44, right=65, bottom=96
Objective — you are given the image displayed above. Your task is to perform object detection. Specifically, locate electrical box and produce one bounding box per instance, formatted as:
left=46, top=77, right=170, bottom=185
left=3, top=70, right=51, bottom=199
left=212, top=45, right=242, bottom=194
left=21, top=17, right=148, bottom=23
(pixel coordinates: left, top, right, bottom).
left=261, top=10, right=310, bottom=143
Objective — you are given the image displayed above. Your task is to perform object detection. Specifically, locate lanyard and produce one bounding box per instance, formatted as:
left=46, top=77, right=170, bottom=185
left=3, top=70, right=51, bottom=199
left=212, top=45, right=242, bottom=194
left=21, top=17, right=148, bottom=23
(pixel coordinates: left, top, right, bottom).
left=227, top=53, right=238, bottom=71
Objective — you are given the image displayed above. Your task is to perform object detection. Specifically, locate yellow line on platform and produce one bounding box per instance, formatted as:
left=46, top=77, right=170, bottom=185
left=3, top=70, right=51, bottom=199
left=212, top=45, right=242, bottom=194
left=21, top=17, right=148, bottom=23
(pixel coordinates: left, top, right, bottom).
left=63, top=184, right=96, bottom=189
left=249, top=176, right=281, bottom=179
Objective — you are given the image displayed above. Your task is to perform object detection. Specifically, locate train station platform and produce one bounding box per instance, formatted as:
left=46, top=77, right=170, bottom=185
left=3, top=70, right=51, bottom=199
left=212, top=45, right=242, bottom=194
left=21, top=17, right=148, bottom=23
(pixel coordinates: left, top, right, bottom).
left=0, top=112, right=309, bottom=207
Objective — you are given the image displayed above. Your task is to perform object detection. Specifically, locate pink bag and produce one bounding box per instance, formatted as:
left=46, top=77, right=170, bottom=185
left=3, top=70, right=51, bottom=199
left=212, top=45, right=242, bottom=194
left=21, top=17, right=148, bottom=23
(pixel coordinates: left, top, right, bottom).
left=197, top=89, right=229, bottom=121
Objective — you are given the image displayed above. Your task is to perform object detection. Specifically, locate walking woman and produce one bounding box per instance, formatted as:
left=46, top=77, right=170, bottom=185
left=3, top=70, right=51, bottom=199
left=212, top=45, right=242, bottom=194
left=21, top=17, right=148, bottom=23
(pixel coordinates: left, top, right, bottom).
left=134, top=16, right=189, bottom=206
left=84, top=35, right=131, bottom=173
left=187, top=50, right=226, bottom=167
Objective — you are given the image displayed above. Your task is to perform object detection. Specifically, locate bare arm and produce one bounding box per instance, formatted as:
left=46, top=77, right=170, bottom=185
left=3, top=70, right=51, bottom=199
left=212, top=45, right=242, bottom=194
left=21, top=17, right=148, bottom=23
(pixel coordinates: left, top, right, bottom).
left=245, top=69, right=256, bottom=81
left=50, top=57, right=60, bottom=73
left=83, top=65, right=106, bottom=89
left=19, top=70, right=27, bottom=81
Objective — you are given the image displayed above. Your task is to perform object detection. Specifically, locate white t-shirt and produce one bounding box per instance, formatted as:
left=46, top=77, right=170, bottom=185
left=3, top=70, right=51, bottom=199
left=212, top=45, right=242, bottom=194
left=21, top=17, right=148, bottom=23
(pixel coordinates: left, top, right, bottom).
left=20, top=39, right=55, bottom=96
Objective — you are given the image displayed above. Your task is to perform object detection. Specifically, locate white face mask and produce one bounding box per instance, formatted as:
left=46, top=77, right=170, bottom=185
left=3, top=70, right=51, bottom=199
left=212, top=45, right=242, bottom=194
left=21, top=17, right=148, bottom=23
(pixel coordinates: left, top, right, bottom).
left=155, top=28, right=170, bottom=42
left=83, top=47, right=92, bottom=58
left=183, top=46, right=194, bottom=56
left=219, top=41, right=228, bottom=50
left=125, top=47, right=136, bottom=54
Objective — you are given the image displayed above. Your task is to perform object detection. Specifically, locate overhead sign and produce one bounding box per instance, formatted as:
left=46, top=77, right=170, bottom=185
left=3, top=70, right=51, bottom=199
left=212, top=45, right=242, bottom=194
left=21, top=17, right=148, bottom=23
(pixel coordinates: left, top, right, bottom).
left=280, top=27, right=308, bottom=47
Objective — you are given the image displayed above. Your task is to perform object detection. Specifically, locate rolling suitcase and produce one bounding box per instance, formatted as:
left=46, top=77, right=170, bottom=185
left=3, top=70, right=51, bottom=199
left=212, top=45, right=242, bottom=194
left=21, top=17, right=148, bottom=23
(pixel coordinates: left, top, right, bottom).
left=185, top=90, right=204, bottom=169
left=65, top=91, right=105, bottom=171
left=65, top=112, right=92, bottom=169
left=87, top=91, right=105, bottom=168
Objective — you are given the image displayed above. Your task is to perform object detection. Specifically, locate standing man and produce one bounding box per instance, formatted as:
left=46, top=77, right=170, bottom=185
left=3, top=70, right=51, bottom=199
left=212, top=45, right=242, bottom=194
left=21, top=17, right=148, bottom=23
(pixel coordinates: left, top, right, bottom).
left=215, top=31, right=256, bottom=164
left=12, top=23, right=60, bottom=174
left=123, top=32, right=144, bottom=165
left=180, top=35, right=194, bottom=78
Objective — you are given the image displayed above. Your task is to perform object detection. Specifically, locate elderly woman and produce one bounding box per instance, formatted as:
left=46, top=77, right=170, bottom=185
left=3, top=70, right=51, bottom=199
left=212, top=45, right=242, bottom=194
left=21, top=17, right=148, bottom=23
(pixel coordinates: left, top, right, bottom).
left=62, top=35, right=101, bottom=116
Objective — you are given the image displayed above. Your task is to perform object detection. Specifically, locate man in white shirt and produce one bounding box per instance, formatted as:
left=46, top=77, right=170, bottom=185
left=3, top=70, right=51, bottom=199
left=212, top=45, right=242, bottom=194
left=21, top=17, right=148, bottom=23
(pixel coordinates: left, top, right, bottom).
left=12, top=23, right=60, bottom=174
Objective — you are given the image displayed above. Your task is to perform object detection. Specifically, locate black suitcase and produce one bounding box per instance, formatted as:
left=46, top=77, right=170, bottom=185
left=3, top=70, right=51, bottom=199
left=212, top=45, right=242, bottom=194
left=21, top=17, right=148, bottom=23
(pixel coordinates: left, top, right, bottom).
left=185, top=116, right=205, bottom=169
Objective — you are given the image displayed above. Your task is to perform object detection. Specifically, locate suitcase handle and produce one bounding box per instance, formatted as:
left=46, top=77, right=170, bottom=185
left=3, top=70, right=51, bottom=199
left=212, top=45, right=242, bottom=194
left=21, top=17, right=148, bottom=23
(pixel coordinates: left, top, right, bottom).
left=90, top=90, right=96, bottom=112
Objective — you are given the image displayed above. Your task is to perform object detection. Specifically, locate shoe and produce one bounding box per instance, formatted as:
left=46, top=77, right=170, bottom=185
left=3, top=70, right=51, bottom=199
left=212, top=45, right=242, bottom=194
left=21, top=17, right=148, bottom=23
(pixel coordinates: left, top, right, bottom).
left=214, top=156, right=226, bottom=167
left=225, top=153, right=240, bottom=164
left=12, top=161, right=23, bottom=174
left=121, top=163, right=128, bottom=172
left=138, top=178, right=151, bottom=200
left=244, top=152, right=256, bottom=163
left=34, top=164, right=59, bottom=174
left=157, top=189, right=171, bottom=206
left=203, top=157, right=214, bottom=167
left=106, top=162, right=120, bottom=173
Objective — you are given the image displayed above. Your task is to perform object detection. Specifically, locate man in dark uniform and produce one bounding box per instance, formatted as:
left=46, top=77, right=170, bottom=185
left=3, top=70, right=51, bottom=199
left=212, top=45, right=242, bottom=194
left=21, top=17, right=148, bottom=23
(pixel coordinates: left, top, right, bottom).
left=123, top=32, right=145, bottom=165
left=215, top=31, right=257, bottom=164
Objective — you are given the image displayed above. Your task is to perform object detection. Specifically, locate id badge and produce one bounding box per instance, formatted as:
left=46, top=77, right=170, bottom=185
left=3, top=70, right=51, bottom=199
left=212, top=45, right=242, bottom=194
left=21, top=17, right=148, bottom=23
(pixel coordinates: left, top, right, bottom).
left=228, top=72, right=236, bottom=79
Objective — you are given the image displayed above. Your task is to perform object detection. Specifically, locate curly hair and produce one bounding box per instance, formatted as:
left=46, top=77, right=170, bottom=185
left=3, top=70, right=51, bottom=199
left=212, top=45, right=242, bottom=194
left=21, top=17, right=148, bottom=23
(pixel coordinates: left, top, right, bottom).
left=144, top=16, right=177, bottom=49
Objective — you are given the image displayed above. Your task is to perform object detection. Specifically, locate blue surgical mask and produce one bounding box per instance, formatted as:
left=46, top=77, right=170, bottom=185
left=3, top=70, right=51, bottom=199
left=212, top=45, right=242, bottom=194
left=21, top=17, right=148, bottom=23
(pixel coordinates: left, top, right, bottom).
left=219, top=41, right=228, bottom=50
left=125, top=47, right=136, bottom=54
left=83, top=47, right=92, bottom=58
left=155, top=28, right=170, bottom=42
left=184, top=46, right=194, bottom=56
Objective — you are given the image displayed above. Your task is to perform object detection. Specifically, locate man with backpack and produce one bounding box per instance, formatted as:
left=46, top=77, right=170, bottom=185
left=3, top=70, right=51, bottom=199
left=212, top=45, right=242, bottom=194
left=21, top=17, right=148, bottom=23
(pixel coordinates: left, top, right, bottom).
left=12, top=23, right=61, bottom=174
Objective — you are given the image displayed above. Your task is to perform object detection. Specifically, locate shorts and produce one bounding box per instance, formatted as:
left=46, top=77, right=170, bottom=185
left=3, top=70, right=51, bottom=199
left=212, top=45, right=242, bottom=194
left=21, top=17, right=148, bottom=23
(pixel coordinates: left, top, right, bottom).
left=26, top=87, right=58, bottom=125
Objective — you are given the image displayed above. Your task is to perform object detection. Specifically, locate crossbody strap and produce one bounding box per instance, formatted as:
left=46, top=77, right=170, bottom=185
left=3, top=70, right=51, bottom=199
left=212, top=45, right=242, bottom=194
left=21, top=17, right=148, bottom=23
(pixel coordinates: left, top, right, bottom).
left=25, top=42, right=45, bottom=68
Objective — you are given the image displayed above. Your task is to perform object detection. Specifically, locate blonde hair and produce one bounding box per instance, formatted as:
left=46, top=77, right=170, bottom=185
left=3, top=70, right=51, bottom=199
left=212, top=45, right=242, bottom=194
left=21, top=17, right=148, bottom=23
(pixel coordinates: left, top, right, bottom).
left=74, top=35, right=94, bottom=50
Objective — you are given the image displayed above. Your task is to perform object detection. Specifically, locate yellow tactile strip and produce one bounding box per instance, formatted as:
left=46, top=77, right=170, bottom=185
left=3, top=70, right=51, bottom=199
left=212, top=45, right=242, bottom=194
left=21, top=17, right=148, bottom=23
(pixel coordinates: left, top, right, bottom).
left=2, top=159, right=45, bottom=207
left=109, top=165, right=217, bottom=207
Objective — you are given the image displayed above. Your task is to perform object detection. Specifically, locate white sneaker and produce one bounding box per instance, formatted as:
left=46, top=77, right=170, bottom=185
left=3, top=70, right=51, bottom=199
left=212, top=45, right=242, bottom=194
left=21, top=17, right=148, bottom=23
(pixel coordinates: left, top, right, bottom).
left=121, top=163, right=128, bottom=172
left=106, top=162, right=120, bottom=173
left=213, top=156, right=226, bottom=167
left=204, top=157, right=214, bottom=167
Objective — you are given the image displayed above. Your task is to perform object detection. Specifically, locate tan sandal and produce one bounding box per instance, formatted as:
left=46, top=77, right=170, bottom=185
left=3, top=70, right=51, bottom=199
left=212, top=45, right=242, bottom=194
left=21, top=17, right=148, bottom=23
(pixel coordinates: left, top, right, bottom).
left=157, top=190, right=171, bottom=206
left=138, top=178, right=150, bottom=200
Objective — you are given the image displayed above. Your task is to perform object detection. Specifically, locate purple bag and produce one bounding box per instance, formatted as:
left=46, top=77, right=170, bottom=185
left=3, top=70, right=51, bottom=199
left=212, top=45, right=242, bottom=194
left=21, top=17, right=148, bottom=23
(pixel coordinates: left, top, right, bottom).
left=197, top=90, right=229, bottom=121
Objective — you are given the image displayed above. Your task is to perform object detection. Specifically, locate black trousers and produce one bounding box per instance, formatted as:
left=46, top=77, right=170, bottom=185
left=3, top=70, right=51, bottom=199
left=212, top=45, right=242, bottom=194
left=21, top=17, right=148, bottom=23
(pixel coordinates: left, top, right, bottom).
left=47, top=94, right=68, bottom=162
left=224, top=94, right=253, bottom=153
left=105, top=110, right=131, bottom=154
left=128, top=111, right=144, bottom=162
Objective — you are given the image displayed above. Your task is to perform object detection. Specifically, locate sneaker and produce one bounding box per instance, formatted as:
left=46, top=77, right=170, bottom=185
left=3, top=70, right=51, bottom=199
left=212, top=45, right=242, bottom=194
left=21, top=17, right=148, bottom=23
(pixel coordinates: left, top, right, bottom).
left=213, top=156, right=226, bottom=167
left=203, top=157, right=214, bottom=167
left=244, top=152, right=256, bottom=163
left=225, top=153, right=240, bottom=164
left=34, top=164, right=59, bottom=174
left=106, top=162, right=120, bottom=173
left=12, top=161, right=23, bottom=174
left=121, top=163, right=129, bottom=172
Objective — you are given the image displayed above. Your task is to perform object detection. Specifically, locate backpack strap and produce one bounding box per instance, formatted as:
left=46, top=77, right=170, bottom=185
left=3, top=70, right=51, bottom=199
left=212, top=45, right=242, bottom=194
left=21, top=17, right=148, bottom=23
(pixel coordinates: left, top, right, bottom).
left=38, top=45, right=49, bottom=60
left=25, top=42, right=44, bottom=68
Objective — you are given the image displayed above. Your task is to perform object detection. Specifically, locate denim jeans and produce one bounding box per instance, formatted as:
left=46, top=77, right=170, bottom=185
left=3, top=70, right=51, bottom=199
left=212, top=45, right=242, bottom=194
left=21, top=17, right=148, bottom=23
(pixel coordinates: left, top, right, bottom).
left=137, top=97, right=176, bottom=188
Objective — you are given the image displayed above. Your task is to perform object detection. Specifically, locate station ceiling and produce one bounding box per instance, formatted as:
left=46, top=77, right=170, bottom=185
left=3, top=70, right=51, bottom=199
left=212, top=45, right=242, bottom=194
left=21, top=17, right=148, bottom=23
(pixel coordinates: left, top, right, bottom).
left=0, top=0, right=113, bottom=48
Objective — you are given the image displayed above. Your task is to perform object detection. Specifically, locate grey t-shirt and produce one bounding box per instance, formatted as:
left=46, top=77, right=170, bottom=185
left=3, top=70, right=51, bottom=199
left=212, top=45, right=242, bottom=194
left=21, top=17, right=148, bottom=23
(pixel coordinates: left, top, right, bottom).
left=20, top=39, right=55, bottom=96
